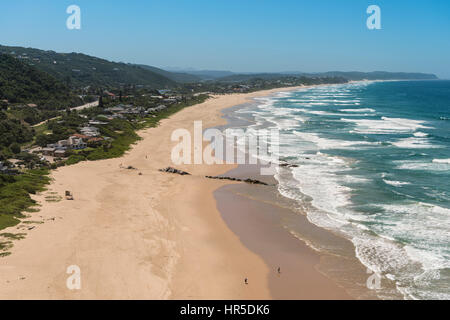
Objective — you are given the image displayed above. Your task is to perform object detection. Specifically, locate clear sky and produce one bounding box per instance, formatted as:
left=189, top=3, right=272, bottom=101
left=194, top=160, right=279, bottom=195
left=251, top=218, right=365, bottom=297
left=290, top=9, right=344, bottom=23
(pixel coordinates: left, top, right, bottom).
left=1, top=0, right=449, bottom=78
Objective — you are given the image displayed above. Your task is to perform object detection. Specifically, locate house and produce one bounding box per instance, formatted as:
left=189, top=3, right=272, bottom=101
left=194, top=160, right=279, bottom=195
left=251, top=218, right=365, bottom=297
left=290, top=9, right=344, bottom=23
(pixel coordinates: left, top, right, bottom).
left=54, top=149, right=67, bottom=158
left=148, top=105, right=167, bottom=113
left=163, top=98, right=177, bottom=104
left=0, top=161, right=18, bottom=175
left=104, top=91, right=116, bottom=99
left=80, top=126, right=100, bottom=137
left=64, top=136, right=87, bottom=150
left=106, top=106, right=125, bottom=113
left=87, top=137, right=104, bottom=146
left=72, top=134, right=90, bottom=140
left=46, top=136, right=87, bottom=154
left=42, top=147, right=56, bottom=156
left=89, top=120, right=108, bottom=125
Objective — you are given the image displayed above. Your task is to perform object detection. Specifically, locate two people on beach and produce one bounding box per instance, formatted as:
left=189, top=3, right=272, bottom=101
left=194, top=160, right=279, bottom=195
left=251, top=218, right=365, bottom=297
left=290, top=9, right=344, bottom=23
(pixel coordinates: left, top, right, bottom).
left=245, top=267, right=280, bottom=285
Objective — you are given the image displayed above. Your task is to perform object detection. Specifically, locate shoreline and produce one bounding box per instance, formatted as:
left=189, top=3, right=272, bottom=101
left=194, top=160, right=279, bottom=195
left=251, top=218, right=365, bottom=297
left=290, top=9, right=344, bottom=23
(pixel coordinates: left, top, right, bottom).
left=211, top=88, right=366, bottom=299
left=0, top=84, right=368, bottom=299
left=211, top=82, right=405, bottom=300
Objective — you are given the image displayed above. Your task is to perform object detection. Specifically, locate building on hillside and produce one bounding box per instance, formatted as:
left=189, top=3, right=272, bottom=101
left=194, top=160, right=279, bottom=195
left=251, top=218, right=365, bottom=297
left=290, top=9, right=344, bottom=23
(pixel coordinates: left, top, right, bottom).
left=87, top=137, right=104, bottom=147
left=80, top=126, right=100, bottom=137
left=45, top=136, right=87, bottom=156
left=104, top=91, right=116, bottom=99
left=72, top=133, right=90, bottom=140
left=54, top=150, right=67, bottom=158
left=89, top=120, right=108, bottom=125
left=106, top=106, right=125, bottom=113
left=163, top=98, right=177, bottom=104
left=42, top=147, right=56, bottom=156
left=147, top=105, right=167, bottom=113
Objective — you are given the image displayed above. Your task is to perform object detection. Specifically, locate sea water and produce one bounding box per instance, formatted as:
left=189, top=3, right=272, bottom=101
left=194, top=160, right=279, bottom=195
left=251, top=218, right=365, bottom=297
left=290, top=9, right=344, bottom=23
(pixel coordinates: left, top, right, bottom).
left=232, top=80, right=450, bottom=300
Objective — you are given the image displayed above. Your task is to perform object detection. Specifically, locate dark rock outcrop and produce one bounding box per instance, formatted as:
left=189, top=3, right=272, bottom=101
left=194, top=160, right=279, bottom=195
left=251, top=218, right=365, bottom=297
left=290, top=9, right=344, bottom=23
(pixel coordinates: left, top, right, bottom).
left=205, top=176, right=269, bottom=186
left=159, top=167, right=191, bottom=176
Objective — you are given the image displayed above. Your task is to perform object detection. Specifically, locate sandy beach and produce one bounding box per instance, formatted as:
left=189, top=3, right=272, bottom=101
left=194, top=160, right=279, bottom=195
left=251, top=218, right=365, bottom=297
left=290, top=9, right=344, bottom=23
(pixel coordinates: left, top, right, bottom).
left=0, top=86, right=354, bottom=299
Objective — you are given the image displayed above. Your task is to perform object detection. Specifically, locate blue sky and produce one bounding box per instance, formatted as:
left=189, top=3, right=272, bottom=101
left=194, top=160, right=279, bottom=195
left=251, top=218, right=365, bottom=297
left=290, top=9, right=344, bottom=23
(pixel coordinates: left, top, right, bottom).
left=1, top=0, right=449, bottom=78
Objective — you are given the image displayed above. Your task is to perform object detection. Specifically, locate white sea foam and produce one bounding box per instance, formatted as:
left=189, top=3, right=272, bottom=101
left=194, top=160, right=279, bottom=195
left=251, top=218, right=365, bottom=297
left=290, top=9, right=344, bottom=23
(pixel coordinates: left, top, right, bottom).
left=383, top=179, right=411, bottom=187
left=293, top=131, right=379, bottom=150
left=390, top=137, right=439, bottom=149
left=340, top=108, right=376, bottom=113
left=343, top=117, right=432, bottom=135
left=395, top=160, right=450, bottom=171
left=433, top=158, right=450, bottom=164
left=295, top=109, right=373, bottom=117
left=377, top=203, right=450, bottom=269
left=288, top=153, right=353, bottom=228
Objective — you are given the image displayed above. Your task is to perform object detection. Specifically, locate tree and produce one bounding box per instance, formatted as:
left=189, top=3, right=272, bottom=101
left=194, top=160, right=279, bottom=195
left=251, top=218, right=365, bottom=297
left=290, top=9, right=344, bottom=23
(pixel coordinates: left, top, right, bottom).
left=9, top=143, right=21, bottom=154
left=99, top=95, right=104, bottom=108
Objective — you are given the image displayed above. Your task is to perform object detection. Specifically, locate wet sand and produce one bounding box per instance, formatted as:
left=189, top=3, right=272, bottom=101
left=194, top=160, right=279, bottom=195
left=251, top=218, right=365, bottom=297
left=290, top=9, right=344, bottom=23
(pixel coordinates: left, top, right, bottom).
left=214, top=163, right=382, bottom=299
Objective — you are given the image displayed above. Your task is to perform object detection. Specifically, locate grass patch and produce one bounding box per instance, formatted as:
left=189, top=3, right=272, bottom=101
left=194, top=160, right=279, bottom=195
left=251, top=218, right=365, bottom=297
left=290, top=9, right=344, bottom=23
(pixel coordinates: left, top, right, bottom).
left=65, top=154, right=86, bottom=166
left=0, top=214, right=21, bottom=230
left=22, top=221, right=44, bottom=225
left=0, top=233, right=26, bottom=240
left=45, top=195, right=62, bottom=202
left=0, top=241, right=13, bottom=251
left=0, top=169, right=50, bottom=231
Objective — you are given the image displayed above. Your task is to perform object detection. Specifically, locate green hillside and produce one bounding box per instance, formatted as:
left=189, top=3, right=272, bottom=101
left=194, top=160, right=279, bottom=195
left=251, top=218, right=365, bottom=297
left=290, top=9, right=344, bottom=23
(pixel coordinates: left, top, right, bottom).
left=0, top=45, right=177, bottom=88
left=0, top=53, right=80, bottom=108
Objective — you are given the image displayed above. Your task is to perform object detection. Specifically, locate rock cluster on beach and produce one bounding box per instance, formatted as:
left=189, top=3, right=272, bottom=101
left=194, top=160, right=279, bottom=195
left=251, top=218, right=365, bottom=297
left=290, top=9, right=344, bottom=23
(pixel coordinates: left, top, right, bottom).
left=205, top=175, right=269, bottom=186
left=158, top=167, right=191, bottom=175
left=158, top=167, right=270, bottom=185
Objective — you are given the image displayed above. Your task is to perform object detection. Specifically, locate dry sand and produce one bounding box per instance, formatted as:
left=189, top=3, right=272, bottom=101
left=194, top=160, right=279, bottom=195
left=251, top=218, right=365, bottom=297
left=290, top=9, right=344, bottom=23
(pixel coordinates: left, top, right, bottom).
left=0, top=87, right=351, bottom=299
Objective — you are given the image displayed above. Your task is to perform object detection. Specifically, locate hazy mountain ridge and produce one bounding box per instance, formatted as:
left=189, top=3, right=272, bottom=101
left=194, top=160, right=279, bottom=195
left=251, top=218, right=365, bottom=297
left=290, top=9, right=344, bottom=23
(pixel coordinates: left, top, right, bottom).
left=212, top=71, right=439, bottom=82
left=135, top=65, right=201, bottom=83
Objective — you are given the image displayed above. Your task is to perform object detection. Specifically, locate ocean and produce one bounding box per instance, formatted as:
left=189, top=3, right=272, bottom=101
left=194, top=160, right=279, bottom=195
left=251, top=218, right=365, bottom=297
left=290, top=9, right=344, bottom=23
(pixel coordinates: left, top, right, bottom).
left=230, top=80, right=450, bottom=300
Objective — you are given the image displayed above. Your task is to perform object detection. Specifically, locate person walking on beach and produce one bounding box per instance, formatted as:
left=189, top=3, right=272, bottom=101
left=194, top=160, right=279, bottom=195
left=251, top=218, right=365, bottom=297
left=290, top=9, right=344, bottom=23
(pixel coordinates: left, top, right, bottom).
left=244, top=278, right=248, bottom=285
left=277, top=267, right=281, bottom=274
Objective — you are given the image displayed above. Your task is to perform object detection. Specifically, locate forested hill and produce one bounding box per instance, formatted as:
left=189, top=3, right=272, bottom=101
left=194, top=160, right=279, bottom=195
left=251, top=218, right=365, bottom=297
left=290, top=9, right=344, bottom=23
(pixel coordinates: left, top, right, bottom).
left=0, top=45, right=177, bottom=88
left=136, top=64, right=201, bottom=83
left=0, top=53, right=81, bottom=108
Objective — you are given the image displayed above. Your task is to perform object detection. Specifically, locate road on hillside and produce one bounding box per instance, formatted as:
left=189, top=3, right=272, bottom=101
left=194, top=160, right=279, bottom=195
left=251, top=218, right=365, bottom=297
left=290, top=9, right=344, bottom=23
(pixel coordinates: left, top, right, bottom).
left=32, top=100, right=99, bottom=127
